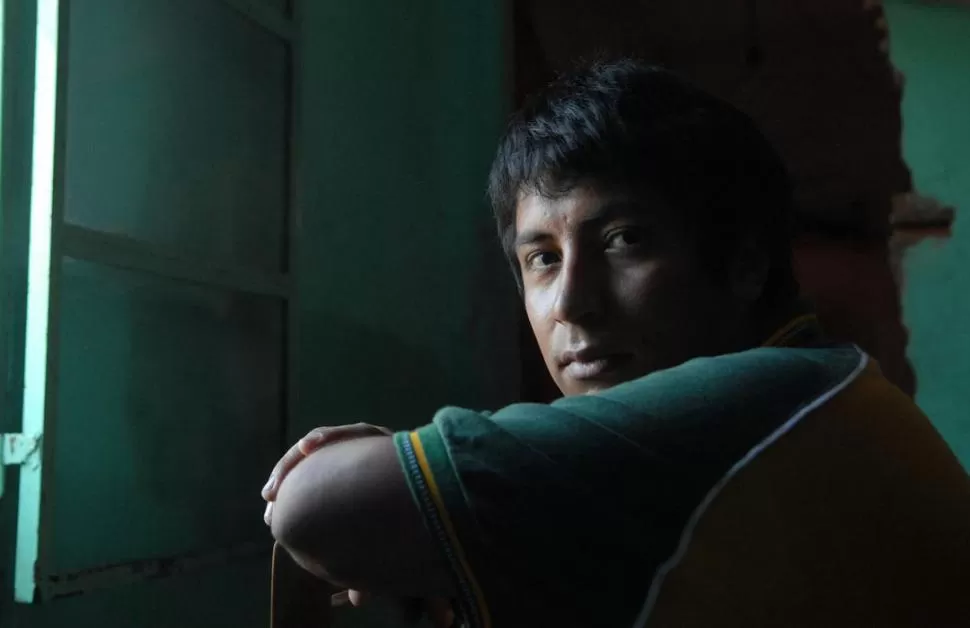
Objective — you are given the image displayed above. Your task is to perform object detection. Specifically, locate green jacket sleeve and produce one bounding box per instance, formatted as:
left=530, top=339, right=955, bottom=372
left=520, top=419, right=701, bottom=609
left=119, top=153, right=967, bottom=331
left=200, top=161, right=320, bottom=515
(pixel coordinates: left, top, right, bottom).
left=393, top=396, right=666, bottom=628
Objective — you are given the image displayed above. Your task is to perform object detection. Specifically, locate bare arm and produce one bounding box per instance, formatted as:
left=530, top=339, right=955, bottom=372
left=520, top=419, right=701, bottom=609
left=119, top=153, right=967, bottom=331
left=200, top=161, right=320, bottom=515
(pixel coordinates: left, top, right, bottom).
left=270, top=435, right=456, bottom=598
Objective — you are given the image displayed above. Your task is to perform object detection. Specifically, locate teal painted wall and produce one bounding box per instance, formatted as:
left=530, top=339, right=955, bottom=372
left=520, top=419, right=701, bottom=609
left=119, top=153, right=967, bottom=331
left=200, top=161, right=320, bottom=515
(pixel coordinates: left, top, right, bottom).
left=295, top=1, right=520, bottom=622
left=885, top=1, right=970, bottom=468
left=1, top=1, right=513, bottom=627
left=293, top=0, right=519, bottom=440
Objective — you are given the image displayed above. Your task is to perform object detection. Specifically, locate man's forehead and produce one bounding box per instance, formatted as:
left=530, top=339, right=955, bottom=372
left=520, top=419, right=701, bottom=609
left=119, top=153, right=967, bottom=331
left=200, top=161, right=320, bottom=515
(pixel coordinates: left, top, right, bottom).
left=513, top=187, right=660, bottom=241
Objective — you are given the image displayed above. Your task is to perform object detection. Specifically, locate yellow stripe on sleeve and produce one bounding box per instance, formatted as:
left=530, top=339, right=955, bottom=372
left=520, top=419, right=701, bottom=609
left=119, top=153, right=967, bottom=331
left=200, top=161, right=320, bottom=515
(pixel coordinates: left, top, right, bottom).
left=763, top=313, right=819, bottom=348
left=409, top=431, right=492, bottom=628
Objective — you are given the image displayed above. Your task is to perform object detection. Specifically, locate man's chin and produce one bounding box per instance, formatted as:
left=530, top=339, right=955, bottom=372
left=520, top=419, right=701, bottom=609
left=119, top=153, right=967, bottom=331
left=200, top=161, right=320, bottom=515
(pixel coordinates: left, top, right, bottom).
left=563, top=361, right=672, bottom=395
left=564, top=372, right=636, bottom=396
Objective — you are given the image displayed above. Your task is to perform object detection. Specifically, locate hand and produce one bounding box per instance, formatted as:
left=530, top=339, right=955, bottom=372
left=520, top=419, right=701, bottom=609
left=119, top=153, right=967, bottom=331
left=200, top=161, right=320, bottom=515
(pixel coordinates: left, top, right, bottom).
left=261, top=423, right=392, bottom=525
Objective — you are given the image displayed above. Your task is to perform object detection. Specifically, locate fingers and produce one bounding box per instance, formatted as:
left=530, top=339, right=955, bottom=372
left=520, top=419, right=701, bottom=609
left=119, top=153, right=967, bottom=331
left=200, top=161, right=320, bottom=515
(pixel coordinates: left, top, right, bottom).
left=262, top=423, right=396, bottom=525
left=261, top=428, right=339, bottom=501
left=262, top=424, right=393, bottom=503
left=347, top=589, right=369, bottom=607
left=261, top=442, right=306, bottom=501
left=297, top=429, right=326, bottom=455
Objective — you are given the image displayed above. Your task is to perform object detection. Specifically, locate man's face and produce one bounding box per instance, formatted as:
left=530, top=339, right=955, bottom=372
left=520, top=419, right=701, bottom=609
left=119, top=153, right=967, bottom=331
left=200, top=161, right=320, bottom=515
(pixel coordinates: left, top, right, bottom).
left=515, top=185, right=747, bottom=396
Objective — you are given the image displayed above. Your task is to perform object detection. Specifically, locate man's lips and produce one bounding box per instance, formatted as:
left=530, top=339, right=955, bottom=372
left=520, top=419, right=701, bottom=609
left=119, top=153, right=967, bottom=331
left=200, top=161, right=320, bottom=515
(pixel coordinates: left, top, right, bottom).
left=559, top=348, right=633, bottom=380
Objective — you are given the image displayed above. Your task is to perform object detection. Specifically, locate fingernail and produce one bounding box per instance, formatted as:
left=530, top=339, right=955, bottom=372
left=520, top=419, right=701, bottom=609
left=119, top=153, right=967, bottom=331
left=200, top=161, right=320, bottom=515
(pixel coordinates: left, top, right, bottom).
left=264, top=502, right=273, bottom=525
left=303, top=431, right=324, bottom=444
left=262, top=476, right=275, bottom=494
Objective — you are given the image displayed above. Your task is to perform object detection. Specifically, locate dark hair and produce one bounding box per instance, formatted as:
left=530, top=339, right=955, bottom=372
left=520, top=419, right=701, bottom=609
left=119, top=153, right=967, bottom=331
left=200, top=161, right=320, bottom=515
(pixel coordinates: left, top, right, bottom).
left=487, top=59, right=797, bottom=305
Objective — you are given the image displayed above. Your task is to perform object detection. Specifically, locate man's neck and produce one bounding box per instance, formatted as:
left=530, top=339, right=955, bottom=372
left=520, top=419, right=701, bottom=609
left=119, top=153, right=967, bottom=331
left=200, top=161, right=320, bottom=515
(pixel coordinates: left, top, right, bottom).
left=753, top=298, right=815, bottom=347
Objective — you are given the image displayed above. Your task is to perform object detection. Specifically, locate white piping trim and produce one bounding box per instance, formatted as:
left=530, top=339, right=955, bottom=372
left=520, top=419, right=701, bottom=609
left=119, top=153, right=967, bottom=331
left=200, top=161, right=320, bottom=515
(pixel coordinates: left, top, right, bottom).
left=631, top=346, right=870, bottom=627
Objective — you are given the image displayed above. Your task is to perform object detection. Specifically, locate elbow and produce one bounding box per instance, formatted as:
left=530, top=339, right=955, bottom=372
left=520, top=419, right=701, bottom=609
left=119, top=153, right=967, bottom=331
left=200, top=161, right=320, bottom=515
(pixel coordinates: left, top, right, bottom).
left=268, top=436, right=442, bottom=594
left=269, top=450, right=359, bottom=585
left=269, top=501, right=300, bottom=559
left=270, top=446, right=335, bottom=552
left=269, top=483, right=303, bottom=551
left=270, top=487, right=327, bottom=580
left=269, top=472, right=304, bottom=551
left=270, top=499, right=359, bottom=586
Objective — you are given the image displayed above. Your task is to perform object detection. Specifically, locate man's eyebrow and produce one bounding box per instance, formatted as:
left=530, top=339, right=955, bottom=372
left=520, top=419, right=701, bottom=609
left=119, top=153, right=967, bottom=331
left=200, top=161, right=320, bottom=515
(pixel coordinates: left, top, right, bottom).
left=513, top=230, right=553, bottom=249
left=513, top=199, right=651, bottom=249
left=580, top=199, right=647, bottom=227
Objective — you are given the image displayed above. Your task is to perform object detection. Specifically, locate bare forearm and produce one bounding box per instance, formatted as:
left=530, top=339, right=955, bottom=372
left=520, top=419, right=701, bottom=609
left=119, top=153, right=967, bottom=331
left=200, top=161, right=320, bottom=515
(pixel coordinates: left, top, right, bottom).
left=270, top=435, right=455, bottom=597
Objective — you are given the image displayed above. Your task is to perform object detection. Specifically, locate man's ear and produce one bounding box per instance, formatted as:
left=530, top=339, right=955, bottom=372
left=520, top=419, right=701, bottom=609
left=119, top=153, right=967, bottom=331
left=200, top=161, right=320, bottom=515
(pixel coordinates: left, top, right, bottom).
left=730, top=235, right=770, bottom=307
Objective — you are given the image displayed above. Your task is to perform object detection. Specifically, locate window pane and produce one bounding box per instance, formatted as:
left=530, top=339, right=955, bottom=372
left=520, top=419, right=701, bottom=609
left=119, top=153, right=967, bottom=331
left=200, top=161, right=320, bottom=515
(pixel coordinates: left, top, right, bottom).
left=51, top=259, right=283, bottom=572
left=64, top=0, right=287, bottom=271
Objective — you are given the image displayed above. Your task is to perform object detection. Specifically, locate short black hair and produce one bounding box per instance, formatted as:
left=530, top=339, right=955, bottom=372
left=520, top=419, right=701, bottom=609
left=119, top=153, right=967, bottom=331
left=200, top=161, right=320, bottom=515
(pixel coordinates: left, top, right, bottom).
left=487, top=59, right=797, bottom=305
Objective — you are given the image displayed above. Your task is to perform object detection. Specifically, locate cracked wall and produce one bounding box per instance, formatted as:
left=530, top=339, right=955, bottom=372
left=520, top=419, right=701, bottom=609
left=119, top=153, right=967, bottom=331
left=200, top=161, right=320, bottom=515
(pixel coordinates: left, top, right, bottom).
left=885, top=0, right=970, bottom=468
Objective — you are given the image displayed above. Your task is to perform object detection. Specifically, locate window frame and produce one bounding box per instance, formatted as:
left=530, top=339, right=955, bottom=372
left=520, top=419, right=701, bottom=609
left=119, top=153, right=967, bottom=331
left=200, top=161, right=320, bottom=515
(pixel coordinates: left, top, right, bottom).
left=2, top=0, right=299, bottom=603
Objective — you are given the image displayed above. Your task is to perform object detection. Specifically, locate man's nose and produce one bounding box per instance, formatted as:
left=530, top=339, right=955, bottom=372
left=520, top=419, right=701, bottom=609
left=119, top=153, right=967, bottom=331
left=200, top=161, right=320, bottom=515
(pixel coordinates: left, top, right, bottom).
left=552, top=252, right=605, bottom=325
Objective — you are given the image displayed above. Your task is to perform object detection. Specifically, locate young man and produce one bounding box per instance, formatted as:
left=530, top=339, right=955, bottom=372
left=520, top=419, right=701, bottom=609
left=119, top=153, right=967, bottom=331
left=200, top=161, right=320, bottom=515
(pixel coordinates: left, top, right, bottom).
left=261, top=61, right=970, bottom=627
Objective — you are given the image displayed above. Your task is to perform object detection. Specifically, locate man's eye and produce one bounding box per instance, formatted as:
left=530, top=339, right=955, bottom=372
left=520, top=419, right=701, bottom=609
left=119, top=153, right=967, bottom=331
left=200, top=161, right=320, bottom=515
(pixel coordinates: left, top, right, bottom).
left=605, top=228, right=644, bottom=251
left=524, top=251, right=561, bottom=271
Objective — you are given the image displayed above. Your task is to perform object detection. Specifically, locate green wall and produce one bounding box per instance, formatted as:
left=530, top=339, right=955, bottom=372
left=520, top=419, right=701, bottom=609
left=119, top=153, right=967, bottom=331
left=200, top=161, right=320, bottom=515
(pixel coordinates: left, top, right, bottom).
left=1, top=0, right=514, bottom=626
left=885, top=1, right=970, bottom=468
left=293, top=0, right=518, bottom=439
left=294, top=1, right=520, bottom=620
